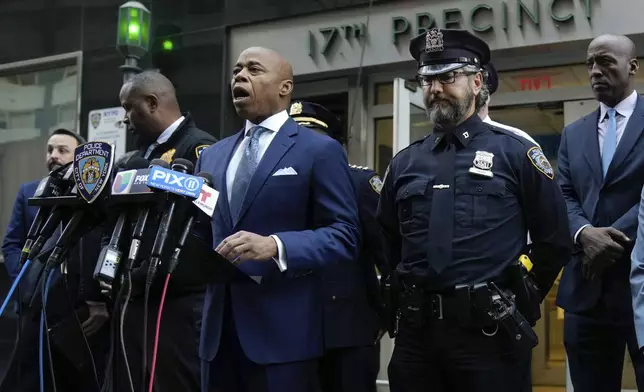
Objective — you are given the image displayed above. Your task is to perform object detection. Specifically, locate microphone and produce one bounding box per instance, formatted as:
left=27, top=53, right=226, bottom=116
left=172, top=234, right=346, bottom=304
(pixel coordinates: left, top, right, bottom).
left=168, top=172, right=214, bottom=273
left=123, top=159, right=171, bottom=272
left=94, top=157, right=151, bottom=282
left=147, top=158, right=196, bottom=281
left=38, top=141, right=116, bottom=267
left=20, top=163, right=75, bottom=264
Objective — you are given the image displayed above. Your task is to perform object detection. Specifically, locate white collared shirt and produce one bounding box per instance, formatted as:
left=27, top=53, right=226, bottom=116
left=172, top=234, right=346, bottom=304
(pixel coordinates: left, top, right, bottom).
left=597, top=90, right=638, bottom=157
left=226, top=110, right=289, bottom=271
left=575, top=90, right=638, bottom=243
left=144, top=116, right=185, bottom=159
left=482, top=115, right=540, bottom=147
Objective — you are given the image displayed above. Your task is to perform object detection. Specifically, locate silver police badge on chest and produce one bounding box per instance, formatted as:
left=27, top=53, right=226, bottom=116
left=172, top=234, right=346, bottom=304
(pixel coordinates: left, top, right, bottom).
left=469, top=151, right=494, bottom=178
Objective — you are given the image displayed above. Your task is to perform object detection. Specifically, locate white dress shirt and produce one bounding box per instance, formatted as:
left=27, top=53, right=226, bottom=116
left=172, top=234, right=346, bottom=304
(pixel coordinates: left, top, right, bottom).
left=574, top=90, right=638, bottom=243
left=482, top=115, right=540, bottom=147
left=226, top=110, right=289, bottom=271
left=144, top=116, right=185, bottom=159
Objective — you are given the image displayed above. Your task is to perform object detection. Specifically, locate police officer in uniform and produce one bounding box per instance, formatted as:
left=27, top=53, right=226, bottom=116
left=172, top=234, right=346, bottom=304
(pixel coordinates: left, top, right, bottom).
left=290, top=101, right=387, bottom=392
left=376, top=28, right=572, bottom=391
left=109, top=70, right=217, bottom=392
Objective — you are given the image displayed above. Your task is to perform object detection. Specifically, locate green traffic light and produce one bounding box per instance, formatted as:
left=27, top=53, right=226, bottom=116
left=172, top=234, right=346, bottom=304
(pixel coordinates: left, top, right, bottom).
left=162, top=39, right=174, bottom=51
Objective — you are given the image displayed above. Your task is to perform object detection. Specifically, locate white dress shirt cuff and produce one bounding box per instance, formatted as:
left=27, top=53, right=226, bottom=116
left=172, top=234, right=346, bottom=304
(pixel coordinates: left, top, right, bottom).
left=270, top=235, right=287, bottom=272
left=574, top=224, right=591, bottom=244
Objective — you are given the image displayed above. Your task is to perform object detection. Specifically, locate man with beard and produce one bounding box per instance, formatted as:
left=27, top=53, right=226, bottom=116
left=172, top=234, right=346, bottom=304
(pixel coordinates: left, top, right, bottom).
left=1, top=128, right=110, bottom=391
left=376, top=28, right=572, bottom=391
left=111, top=70, right=217, bottom=392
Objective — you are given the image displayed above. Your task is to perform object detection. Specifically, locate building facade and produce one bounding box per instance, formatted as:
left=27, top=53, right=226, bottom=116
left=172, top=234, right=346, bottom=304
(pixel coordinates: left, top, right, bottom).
left=1, top=0, right=644, bottom=389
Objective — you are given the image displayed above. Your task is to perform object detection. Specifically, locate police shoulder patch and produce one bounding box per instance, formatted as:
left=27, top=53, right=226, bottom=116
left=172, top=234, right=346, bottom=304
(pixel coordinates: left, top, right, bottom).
left=369, top=175, right=383, bottom=194
left=195, top=144, right=210, bottom=158
left=527, top=146, right=554, bottom=180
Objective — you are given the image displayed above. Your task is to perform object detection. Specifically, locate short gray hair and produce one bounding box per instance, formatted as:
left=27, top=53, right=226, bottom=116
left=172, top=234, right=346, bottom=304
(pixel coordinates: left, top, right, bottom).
left=462, top=65, right=489, bottom=111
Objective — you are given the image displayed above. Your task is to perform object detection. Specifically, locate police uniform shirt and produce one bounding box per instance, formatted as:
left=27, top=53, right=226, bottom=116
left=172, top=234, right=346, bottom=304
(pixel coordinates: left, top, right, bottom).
left=377, top=113, right=570, bottom=293
left=143, top=112, right=216, bottom=165
left=144, top=115, right=184, bottom=159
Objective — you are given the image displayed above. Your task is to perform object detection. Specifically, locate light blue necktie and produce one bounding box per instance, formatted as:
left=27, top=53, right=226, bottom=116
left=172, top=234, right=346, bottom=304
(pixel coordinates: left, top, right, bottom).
left=602, top=108, right=617, bottom=177
left=229, top=126, right=268, bottom=220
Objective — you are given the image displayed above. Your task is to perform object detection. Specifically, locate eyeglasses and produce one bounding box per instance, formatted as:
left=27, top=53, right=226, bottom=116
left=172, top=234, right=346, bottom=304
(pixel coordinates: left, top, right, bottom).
left=416, top=71, right=475, bottom=86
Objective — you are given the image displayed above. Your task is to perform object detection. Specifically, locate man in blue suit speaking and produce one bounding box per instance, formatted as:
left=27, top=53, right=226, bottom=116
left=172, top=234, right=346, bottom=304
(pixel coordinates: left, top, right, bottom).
left=196, top=47, right=360, bottom=392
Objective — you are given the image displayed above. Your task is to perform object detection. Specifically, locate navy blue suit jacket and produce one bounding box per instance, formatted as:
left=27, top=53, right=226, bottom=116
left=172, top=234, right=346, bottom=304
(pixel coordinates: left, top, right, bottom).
left=2, top=180, right=39, bottom=280
left=557, top=96, right=644, bottom=316
left=196, top=118, right=360, bottom=364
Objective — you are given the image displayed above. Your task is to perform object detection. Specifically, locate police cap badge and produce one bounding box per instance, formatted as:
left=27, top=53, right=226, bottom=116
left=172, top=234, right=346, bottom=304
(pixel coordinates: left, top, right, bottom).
left=73, top=141, right=115, bottom=203
left=409, top=28, right=490, bottom=77
left=290, top=101, right=344, bottom=143
left=527, top=146, right=554, bottom=179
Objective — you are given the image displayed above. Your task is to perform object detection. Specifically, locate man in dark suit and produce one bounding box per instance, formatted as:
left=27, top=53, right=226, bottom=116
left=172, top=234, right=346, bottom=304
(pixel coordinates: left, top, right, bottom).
left=110, top=70, right=217, bottom=392
left=289, top=100, right=385, bottom=392
left=557, top=34, right=644, bottom=390
left=2, top=129, right=81, bottom=280
left=196, top=47, right=360, bottom=392
left=1, top=128, right=110, bottom=392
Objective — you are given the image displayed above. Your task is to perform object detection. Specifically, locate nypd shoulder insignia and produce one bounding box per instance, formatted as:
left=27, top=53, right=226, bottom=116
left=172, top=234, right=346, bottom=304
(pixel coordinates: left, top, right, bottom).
left=195, top=144, right=210, bottom=159
left=369, top=175, right=383, bottom=194
left=160, top=148, right=176, bottom=163
left=527, top=146, right=554, bottom=180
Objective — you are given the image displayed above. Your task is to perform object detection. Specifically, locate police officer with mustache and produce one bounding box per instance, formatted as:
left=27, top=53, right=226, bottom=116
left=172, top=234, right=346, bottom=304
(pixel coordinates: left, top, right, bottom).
left=376, top=28, right=572, bottom=391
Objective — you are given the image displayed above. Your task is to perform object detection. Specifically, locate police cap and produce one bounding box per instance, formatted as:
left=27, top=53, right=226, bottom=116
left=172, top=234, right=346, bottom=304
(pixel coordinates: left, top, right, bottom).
left=289, top=101, right=343, bottom=141
left=409, top=28, right=490, bottom=76
left=485, top=62, right=499, bottom=95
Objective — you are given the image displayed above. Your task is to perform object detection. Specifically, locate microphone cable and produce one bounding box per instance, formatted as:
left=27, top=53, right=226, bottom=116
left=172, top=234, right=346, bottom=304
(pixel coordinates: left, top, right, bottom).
left=0, top=259, right=32, bottom=316
left=147, top=172, right=213, bottom=391
left=39, top=267, right=58, bottom=392
left=147, top=273, right=170, bottom=392
left=120, top=268, right=135, bottom=392
left=68, top=237, right=101, bottom=390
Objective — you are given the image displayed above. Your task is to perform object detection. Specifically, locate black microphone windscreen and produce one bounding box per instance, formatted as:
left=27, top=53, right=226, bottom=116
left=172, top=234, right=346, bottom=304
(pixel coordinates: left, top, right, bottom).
left=196, top=172, right=214, bottom=186
left=172, top=158, right=194, bottom=173
left=125, top=156, right=150, bottom=170
left=150, top=158, right=170, bottom=168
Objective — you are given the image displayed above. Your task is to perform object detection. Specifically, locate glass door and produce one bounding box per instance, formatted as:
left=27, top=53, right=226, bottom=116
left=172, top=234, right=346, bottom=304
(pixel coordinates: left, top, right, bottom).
left=392, top=78, right=427, bottom=154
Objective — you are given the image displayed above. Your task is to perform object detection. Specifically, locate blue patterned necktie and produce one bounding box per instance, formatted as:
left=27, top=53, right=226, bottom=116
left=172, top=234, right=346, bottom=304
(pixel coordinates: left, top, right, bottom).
left=230, top=126, right=268, bottom=220
left=602, top=108, right=617, bottom=177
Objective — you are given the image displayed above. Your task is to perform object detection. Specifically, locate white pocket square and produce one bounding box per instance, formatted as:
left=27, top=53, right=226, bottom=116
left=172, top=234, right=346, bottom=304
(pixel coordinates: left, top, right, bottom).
left=273, top=167, right=297, bottom=176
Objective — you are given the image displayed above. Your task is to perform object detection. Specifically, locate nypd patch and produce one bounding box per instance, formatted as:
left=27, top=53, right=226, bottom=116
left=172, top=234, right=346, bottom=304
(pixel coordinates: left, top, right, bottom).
left=195, top=144, right=210, bottom=158
left=527, top=146, right=554, bottom=180
left=369, top=175, right=383, bottom=194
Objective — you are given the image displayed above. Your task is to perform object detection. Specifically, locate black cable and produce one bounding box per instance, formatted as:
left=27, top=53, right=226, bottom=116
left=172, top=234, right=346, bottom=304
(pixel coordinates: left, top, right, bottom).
left=141, top=276, right=152, bottom=392
left=41, top=267, right=58, bottom=392
left=63, top=268, right=101, bottom=391
left=101, top=278, right=128, bottom=392
left=120, top=271, right=135, bottom=392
